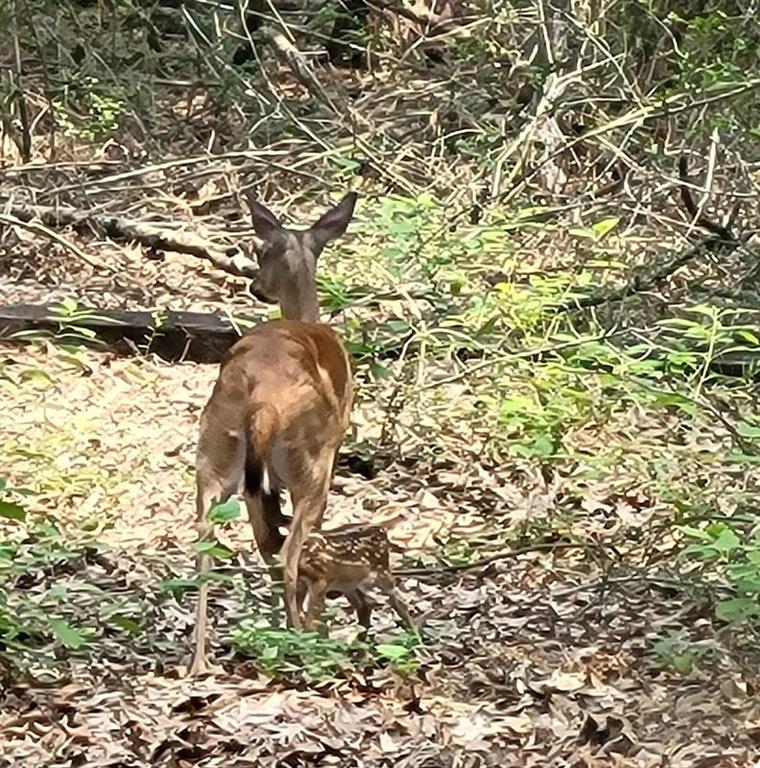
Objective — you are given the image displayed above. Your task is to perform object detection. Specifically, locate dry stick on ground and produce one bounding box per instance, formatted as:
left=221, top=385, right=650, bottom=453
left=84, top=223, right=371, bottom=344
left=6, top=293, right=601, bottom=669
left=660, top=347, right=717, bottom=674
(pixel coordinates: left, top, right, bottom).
left=0, top=213, right=103, bottom=269
left=2, top=202, right=257, bottom=278
left=393, top=541, right=586, bottom=577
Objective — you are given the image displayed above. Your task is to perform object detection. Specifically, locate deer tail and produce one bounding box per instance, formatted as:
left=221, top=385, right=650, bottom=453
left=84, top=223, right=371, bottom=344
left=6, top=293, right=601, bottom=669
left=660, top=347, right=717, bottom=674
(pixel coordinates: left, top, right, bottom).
left=244, top=403, right=280, bottom=496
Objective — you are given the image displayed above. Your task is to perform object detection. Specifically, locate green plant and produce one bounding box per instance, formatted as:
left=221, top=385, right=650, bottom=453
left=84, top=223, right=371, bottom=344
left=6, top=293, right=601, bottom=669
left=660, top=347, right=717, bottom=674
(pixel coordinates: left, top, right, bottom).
left=652, top=630, right=713, bottom=675
left=680, top=522, right=760, bottom=624
left=11, top=298, right=121, bottom=350
left=0, top=478, right=26, bottom=523
left=233, top=622, right=362, bottom=680
left=233, top=619, right=424, bottom=682
left=53, top=76, right=125, bottom=141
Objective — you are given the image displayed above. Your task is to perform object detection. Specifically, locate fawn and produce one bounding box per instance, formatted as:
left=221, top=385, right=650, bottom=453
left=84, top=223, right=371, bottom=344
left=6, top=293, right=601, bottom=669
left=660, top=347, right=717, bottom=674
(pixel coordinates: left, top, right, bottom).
left=297, top=522, right=415, bottom=633
left=190, top=192, right=357, bottom=675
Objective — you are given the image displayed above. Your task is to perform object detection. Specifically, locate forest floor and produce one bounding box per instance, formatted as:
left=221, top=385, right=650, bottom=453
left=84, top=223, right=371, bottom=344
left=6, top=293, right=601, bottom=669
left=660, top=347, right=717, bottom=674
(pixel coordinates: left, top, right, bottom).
left=1, top=264, right=758, bottom=766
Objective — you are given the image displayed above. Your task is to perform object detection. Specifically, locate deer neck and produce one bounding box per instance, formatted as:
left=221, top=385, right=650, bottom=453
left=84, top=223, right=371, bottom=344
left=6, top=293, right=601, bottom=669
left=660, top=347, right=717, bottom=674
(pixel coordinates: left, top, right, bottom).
left=280, top=270, right=320, bottom=323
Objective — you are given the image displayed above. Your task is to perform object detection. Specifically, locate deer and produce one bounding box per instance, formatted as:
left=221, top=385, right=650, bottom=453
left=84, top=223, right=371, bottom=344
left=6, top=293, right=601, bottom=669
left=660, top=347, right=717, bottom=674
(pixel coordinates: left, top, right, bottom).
left=189, top=191, right=358, bottom=676
left=297, top=521, right=416, bottom=633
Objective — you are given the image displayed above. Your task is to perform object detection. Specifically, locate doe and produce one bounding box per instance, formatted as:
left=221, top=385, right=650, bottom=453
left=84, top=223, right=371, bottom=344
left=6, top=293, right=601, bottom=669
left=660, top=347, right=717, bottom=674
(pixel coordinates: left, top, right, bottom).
left=190, top=191, right=357, bottom=676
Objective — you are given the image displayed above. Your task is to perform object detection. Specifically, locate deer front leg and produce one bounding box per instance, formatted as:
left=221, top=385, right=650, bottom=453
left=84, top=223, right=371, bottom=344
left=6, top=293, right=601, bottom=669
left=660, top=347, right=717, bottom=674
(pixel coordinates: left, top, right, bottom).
left=189, top=478, right=233, bottom=676
left=282, top=454, right=333, bottom=630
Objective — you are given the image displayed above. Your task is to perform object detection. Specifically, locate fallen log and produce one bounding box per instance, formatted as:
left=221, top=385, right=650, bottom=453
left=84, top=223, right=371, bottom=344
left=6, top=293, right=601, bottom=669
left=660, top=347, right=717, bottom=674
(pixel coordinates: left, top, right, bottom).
left=0, top=303, right=258, bottom=363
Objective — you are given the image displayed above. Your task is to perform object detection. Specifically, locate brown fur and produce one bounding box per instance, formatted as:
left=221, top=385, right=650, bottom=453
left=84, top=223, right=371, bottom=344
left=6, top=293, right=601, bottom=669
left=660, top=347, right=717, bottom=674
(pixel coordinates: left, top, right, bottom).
left=189, top=193, right=357, bottom=676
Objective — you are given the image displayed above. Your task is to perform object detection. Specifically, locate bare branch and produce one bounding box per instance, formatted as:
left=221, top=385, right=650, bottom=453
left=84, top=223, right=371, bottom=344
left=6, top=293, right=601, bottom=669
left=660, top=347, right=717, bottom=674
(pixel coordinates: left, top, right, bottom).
left=0, top=203, right=258, bottom=280
left=678, top=154, right=735, bottom=240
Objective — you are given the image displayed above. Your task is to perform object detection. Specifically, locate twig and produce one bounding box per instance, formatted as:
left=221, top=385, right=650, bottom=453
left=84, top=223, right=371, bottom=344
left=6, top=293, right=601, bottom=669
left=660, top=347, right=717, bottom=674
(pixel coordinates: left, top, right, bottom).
left=554, top=234, right=727, bottom=313
left=553, top=152, right=745, bottom=313
left=10, top=0, right=32, bottom=162
left=0, top=213, right=103, bottom=269
left=1, top=203, right=258, bottom=280
left=257, top=25, right=337, bottom=111
left=678, top=154, right=734, bottom=240
left=393, top=541, right=584, bottom=576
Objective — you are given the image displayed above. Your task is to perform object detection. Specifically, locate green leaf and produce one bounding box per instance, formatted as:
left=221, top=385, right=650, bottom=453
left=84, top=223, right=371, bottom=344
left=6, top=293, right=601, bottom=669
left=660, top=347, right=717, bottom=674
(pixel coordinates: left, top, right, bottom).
left=672, top=653, right=694, bottom=675
left=50, top=618, right=87, bottom=649
left=110, top=615, right=141, bottom=634
left=0, top=500, right=26, bottom=522
left=746, top=549, right=760, bottom=565
left=736, top=329, right=760, bottom=345
left=715, top=597, right=759, bottom=623
left=375, top=643, right=410, bottom=661
left=209, top=498, right=242, bottom=523
left=736, top=422, right=760, bottom=439
left=193, top=541, right=235, bottom=560
left=679, top=525, right=712, bottom=542
left=58, top=297, right=79, bottom=314
left=712, top=528, right=741, bottom=555
left=261, top=645, right=280, bottom=661
left=512, top=433, right=555, bottom=459
left=370, top=361, right=393, bottom=380
left=159, top=578, right=197, bottom=597
left=569, top=227, right=597, bottom=240
left=591, top=217, right=620, bottom=239
left=726, top=451, right=760, bottom=464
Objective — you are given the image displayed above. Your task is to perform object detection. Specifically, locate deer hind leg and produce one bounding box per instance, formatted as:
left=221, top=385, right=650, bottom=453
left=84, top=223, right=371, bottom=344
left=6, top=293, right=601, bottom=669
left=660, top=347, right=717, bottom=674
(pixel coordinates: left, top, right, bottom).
left=244, top=491, right=287, bottom=625
left=190, top=445, right=244, bottom=676
left=280, top=450, right=335, bottom=631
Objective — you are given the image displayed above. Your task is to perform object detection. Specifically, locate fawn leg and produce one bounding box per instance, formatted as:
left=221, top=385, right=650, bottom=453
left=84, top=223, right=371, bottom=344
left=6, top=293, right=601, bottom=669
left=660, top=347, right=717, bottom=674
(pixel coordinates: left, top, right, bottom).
left=303, top=579, right=328, bottom=632
left=346, top=589, right=373, bottom=631
left=378, top=575, right=416, bottom=631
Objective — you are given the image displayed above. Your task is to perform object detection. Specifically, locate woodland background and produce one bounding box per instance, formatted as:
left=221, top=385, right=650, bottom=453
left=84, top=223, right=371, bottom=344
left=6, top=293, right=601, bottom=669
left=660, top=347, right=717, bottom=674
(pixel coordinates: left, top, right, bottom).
left=0, top=1, right=759, bottom=765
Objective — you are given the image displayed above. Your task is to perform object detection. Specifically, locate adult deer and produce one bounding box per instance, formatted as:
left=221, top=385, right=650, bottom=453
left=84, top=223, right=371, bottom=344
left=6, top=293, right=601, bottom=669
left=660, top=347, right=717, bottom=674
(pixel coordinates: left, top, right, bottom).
left=189, top=191, right=357, bottom=676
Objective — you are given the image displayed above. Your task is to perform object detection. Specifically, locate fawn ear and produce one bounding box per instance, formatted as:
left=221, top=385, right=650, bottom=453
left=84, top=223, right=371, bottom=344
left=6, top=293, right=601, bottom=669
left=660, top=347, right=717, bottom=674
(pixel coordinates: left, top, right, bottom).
left=309, top=192, right=357, bottom=249
left=246, top=193, right=284, bottom=240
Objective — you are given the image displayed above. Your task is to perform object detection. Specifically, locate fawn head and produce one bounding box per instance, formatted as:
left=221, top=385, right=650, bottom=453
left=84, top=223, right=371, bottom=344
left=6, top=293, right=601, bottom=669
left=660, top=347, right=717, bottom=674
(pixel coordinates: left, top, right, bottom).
left=246, top=192, right=358, bottom=322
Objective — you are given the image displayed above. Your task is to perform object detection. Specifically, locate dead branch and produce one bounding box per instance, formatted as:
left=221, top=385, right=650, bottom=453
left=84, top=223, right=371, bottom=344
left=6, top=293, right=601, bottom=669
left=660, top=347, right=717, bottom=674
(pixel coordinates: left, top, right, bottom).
left=0, top=202, right=258, bottom=280
left=555, top=154, right=743, bottom=313
left=0, top=213, right=102, bottom=268
left=678, top=154, right=735, bottom=240
left=257, top=25, right=335, bottom=109
left=555, top=234, right=728, bottom=313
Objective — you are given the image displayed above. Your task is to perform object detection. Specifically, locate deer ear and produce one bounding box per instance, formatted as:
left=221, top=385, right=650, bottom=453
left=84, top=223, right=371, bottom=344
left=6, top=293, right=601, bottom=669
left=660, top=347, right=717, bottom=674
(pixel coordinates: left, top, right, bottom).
left=246, top=194, right=284, bottom=239
left=310, top=192, right=357, bottom=248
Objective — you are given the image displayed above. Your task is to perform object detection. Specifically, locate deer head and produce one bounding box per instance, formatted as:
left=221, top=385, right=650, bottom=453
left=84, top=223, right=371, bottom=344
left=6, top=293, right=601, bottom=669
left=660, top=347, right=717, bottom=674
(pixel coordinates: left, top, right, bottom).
left=246, top=192, right=358, bottom=323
